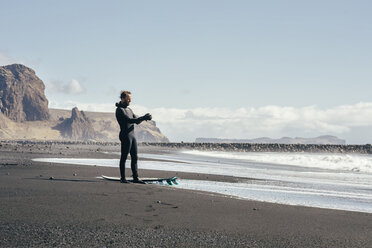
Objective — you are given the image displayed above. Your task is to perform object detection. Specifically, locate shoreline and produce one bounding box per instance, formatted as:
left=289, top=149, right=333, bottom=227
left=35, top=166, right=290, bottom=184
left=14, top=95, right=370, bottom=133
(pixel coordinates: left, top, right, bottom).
left=1, top=142, right=372, bottom=247
left=1, top=139, right=372, bottom=154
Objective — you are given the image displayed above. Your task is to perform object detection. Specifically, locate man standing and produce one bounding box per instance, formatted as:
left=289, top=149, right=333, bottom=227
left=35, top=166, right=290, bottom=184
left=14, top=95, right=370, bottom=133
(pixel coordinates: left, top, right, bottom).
left=115, top=91, right=152, bottom=183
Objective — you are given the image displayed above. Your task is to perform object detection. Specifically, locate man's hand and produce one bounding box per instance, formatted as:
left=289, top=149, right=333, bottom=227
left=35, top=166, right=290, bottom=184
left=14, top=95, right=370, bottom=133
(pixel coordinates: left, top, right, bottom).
left=143, top=113, right=152, bottom=121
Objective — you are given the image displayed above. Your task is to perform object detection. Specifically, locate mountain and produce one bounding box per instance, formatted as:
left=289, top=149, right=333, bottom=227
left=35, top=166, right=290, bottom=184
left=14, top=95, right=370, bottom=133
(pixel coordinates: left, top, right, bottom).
left=195, top=136, right=346, bottom=145
left=0, top=64, right=49, bottom=121
left=54, top=107, right=100, bottom=140
left=49, top=108, right=169, bottom=142
left=0, top=64, right=169, bottom=142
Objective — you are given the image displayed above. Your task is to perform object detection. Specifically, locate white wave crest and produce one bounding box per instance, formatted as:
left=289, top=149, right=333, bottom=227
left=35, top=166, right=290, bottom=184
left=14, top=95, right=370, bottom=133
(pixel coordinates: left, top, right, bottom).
left=183, top=150, right=372, bottom=173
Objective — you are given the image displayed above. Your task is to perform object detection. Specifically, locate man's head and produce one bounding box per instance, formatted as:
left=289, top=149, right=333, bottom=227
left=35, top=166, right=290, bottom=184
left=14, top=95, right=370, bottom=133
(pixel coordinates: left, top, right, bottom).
left=120, top=90, right=132, bottom=106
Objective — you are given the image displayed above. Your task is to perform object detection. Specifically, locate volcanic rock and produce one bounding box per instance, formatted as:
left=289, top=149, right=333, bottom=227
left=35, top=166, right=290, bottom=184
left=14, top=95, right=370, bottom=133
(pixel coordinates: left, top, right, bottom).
left=0, top=64, right=49, bottom=121
left=0, top=64, right=169, bottom=142
left=50, top=108, right=169, bottom=142
left=55, top=107, right=101, bottom=140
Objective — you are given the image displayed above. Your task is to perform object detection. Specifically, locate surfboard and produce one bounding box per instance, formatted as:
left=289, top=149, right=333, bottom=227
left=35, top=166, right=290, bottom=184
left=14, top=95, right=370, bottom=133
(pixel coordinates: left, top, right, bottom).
left=101, top=175, right=178, bottom=185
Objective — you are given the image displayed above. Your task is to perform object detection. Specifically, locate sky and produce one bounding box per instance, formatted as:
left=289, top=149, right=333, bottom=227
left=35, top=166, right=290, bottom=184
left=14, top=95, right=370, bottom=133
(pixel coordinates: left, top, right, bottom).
left=1, top=0, right=372, bottom=143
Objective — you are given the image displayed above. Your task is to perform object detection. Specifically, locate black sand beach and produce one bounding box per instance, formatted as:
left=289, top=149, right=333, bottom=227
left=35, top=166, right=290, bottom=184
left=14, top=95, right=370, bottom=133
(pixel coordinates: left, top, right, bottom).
left=1, top=142, right=372, bottom=247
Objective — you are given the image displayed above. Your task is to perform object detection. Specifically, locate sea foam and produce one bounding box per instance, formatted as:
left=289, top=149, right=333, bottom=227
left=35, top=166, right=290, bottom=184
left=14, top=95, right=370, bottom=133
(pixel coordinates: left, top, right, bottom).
left=182, top=150, right=372, bottom=173
left=33, top=150, right=372, bottom=213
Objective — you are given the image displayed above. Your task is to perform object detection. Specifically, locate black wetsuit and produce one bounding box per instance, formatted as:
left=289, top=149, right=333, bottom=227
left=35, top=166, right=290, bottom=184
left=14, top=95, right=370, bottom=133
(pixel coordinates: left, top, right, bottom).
left=115, top=102, right=144, bottom=180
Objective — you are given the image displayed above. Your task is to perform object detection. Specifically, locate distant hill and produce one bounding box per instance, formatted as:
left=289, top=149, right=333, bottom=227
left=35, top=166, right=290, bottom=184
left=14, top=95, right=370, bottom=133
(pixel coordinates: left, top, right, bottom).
left=0, top=64, right=169, bottom=142
left=195, top=136, right=346, bottom=145
left=50, top=108, right=169, bottom=142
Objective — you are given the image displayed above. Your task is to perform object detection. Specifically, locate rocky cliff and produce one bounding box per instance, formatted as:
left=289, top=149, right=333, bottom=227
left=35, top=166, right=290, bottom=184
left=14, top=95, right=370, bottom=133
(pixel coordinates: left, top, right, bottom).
left=54, top=107, right=100, bottom=140
left=0, top=64, right=49, bottom=121
left=49, top=108, right=169, bottom=142
left=0, top=64, right=169, bottom=142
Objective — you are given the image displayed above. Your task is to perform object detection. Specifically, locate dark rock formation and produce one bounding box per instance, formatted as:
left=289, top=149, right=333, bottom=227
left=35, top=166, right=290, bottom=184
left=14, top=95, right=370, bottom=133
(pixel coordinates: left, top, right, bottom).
left=0, top=64, right=49, bottom=121
left=0, top=64, right=170, bottom=142
left=55, top=107, right=101, bottom=140
left=195, top=135, right=346, bottom=145
left=49, top=108, right=169, bottom=142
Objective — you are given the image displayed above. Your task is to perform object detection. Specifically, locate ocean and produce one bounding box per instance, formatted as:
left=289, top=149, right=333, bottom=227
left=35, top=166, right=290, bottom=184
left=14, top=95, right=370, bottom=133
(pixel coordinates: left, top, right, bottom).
left=33, top=150, right=372, bottom=214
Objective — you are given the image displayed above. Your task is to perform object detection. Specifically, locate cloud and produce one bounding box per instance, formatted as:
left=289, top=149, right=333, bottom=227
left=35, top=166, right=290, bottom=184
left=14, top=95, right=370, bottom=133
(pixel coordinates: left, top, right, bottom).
left=48, top=101, right=115, bottom=112
left=142, top=103, right=372, bottom=143
left=64, top=79, right=85, bottom=94
left=47, top=101, right=372, bottom=143
left=46, top=79, right=86, bottom=95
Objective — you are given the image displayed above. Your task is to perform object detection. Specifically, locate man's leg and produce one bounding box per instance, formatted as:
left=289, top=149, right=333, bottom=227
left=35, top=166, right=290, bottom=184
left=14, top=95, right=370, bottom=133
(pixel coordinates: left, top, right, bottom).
left=130, top=137, right=145, bottom=184
left=129, top=137, right=139, bottom=180
left=120, top=138, right=131, bottom=182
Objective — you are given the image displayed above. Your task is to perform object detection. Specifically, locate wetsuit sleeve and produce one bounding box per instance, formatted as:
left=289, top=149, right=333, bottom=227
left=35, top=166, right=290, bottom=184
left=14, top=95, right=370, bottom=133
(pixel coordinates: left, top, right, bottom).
left=116, top=108, right=143, bottom=125
left=130, top=109, right=144, bottom=123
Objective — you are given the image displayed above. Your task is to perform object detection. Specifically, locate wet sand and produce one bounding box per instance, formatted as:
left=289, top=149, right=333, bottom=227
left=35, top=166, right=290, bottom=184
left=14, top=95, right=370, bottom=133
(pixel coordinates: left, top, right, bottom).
left=1, top=142, right=372, bottom=247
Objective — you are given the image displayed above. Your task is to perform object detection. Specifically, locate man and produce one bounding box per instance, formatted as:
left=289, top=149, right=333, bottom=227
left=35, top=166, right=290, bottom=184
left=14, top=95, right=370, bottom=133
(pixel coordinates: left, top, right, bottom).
left=115, top=91, right=152, bottom=183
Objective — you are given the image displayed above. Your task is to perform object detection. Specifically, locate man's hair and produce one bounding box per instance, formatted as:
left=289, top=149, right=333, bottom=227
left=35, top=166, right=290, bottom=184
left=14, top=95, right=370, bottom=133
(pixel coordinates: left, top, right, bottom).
left=120, top=90, right=131, bottom=99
